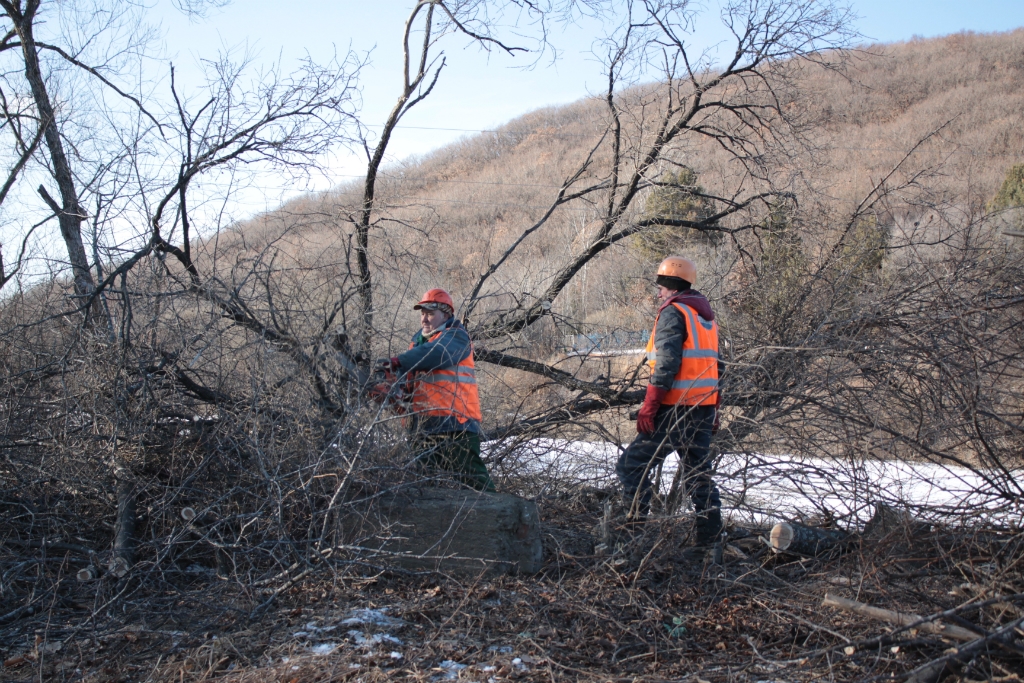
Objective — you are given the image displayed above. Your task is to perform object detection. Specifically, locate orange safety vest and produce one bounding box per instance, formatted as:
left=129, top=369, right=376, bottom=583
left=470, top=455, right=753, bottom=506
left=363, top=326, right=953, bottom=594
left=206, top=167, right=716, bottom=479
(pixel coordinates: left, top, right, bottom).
left=407, top=330, right=483, bottom=424
left=645, top=302, right=719, bottom=405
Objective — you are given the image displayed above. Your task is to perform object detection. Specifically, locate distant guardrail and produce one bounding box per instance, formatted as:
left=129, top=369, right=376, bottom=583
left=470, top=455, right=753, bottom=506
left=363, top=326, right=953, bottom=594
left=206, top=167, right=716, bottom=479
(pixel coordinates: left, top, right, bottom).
left=562, top=330, right=649, bottom=357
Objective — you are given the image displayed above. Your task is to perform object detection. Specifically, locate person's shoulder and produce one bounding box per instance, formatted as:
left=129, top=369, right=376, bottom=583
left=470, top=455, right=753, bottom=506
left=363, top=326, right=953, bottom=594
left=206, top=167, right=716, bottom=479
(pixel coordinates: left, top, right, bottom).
left=662, top=302, right=687, bottom=320
left=656, top=304, right=687, bottom=338
left=445, top=318, right=470, bottom=336
left=422, top=319, right=469, bottom=343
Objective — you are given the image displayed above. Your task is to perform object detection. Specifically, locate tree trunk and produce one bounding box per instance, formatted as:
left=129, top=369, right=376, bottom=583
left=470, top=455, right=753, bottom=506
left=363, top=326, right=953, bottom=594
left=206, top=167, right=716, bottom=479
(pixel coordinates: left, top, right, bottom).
left=109, top=469, right=137, bottom=578
left=6, top=1, right=103, bottom=322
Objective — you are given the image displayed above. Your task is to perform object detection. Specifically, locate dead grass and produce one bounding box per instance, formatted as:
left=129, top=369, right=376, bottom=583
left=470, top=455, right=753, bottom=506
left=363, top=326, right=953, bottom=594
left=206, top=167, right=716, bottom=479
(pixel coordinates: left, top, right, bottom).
left=3, top=495, right=1021, bottom=683
left=251, top=29, right=1024, bottom=325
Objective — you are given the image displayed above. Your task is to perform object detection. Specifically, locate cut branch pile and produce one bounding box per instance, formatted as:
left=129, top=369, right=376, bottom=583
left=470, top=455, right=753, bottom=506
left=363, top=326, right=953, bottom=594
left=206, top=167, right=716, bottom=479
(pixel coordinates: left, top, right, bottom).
left=2, top=492, right=1021, bottom=683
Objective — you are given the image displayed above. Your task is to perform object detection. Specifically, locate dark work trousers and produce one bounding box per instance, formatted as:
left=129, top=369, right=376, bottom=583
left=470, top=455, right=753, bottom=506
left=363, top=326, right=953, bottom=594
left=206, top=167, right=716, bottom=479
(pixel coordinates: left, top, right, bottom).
left=410, top=432, right=497, bottom=492
left=616, top=403, right=719, bottom=519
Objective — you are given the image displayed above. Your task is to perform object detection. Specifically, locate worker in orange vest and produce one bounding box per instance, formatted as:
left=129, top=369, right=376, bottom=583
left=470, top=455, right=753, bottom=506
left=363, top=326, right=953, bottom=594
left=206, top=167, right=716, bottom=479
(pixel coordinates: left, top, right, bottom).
left=374, top=288, right=496, bottom=492
left=616, top=256, right=723, bottom=549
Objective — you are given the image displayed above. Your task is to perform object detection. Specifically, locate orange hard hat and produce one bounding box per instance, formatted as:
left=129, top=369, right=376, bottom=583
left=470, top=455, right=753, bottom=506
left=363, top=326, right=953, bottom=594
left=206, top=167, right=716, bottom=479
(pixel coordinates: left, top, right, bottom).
left=657, top=256, right=696, bottom=286
left=413, top=288, right=455, bottom=311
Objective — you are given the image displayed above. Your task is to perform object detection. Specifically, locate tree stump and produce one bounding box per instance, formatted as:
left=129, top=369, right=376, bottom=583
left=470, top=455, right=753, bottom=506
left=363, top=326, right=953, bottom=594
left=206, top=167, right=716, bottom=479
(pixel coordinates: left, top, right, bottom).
left=863, top=501, right=930, bottom=541
left=339, top=487, right=542, bottom=576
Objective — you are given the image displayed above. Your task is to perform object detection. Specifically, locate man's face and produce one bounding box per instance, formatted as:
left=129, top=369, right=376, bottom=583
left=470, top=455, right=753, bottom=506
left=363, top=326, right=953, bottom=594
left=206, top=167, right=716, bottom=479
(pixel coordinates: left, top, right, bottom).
left=420, top=308, right=449, bottom=335
left=657, top=285, right=678, bottom=303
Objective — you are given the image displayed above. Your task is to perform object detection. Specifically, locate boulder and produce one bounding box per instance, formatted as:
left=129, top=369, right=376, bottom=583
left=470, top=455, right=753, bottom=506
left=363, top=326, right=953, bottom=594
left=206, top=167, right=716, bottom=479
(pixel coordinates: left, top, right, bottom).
left=340, top=486, right=542, bottom=575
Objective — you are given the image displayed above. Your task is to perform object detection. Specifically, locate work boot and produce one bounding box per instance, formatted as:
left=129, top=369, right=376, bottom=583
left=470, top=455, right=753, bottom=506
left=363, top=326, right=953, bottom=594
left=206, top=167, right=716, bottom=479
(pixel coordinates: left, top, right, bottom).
left=694, top=506, right=723, bottom=547
left=678, top=508, right=723, bottom=565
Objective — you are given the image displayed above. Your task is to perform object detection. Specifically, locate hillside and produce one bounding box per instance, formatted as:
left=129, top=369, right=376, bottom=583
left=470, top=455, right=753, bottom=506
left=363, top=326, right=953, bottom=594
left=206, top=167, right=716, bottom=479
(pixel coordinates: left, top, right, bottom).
left=206, top=29, right=1024, bottom=432
left=238, top=29, right=1024, bottom=342
left=2, top=23, right=1023, bottom=683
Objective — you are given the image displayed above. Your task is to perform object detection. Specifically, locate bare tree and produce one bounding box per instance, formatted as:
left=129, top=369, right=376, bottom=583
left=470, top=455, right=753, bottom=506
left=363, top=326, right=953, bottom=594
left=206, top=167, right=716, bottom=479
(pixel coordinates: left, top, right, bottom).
left=0, top=0, right=365, bottom=577
left=1, top=0, right=105, bottom=315
left=2, top=8, right=1022, bottom=679
left=347, top=0, right=607, bottom=355
left=0, top=1, right=294, bottom=303
left=443, top=0, right=857, bottom=413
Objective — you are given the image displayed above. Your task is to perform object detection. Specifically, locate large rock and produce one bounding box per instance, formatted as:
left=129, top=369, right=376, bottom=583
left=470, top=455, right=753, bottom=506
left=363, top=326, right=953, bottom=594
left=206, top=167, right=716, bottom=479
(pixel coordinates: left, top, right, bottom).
left=340, top=487, right=543, bottom=575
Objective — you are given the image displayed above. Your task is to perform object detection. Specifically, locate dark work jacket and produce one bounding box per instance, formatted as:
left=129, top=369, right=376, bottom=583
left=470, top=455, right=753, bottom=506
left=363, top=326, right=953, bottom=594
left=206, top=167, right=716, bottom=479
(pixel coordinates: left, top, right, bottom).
left=396, top=317, right=481, bottom=436
left=650, top=290, right=717, bottom=392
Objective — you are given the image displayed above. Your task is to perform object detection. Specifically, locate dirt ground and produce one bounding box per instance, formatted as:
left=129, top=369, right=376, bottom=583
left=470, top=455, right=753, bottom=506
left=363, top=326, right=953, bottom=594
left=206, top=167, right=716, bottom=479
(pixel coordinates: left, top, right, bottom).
left=2, top=497, right=1022, bottom=683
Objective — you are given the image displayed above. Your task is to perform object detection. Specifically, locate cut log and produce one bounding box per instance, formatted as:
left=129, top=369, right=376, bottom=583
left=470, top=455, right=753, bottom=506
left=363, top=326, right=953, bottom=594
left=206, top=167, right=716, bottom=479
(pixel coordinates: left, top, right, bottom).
left=110, top=470, right=137, bottom=578
left=339, top=486, right=542, bottom=576
left=823, top=593, right=980, bottom=642
left=770, top=522, right=847, bottom=555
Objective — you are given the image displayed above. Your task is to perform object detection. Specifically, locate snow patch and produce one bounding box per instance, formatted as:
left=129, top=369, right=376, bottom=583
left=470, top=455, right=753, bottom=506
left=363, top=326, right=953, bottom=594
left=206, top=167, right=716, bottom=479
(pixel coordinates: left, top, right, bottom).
left=310, top=643, right=339, bottom=655
left=488, top=438, right=1024, bottom=526
left=438, top=660, right=467, bottom=680
left=340, top=608, right=405, bottom=629
left=348, top=630, right=402, bottom=647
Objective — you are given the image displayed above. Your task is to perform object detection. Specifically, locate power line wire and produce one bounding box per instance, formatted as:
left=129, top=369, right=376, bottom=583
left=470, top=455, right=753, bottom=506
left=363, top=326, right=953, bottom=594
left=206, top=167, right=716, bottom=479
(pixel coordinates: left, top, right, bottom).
left=360, top=123, right=601, bottom=138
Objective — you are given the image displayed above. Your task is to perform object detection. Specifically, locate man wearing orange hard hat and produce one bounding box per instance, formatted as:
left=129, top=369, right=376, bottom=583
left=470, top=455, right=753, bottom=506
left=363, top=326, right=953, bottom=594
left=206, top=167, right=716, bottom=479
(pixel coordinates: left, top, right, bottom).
left=615, top=256, right=723, bottom=551
left=374, top=288, right=496, bottom=492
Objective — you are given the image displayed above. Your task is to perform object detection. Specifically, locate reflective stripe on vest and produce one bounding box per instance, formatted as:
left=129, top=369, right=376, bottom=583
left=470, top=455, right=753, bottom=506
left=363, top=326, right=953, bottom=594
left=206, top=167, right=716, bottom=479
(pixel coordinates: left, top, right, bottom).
left=648, top=349, right=718, bottom=362
left=644, top=302, right=720, bottom=406
left=408, top=329, right=483, bottom=423
left=415, top=370, right=478, bottom=385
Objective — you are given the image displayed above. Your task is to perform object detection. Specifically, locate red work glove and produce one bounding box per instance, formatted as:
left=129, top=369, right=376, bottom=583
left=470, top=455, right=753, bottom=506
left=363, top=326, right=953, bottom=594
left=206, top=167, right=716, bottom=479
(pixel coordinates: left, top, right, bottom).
left=636, top=385, right=669, bottom=435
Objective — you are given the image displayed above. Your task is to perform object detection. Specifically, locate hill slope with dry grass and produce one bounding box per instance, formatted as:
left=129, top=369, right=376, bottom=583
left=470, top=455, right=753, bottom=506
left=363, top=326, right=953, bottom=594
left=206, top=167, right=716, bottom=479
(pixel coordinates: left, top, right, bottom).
left=2, top=25, right=1023, bottom=683
left=234, top=28, right=1024, bottom=343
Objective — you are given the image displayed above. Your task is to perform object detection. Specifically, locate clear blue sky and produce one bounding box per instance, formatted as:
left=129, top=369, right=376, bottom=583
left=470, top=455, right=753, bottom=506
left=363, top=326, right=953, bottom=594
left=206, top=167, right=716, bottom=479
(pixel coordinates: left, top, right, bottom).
left=153, top=0, right=1024, bottom=197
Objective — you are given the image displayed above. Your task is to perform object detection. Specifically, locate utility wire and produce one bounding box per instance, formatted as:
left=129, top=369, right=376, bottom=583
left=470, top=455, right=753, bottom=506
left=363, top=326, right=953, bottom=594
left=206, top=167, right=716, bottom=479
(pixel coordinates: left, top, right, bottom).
left=360, top=123, right=601, bottom=138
